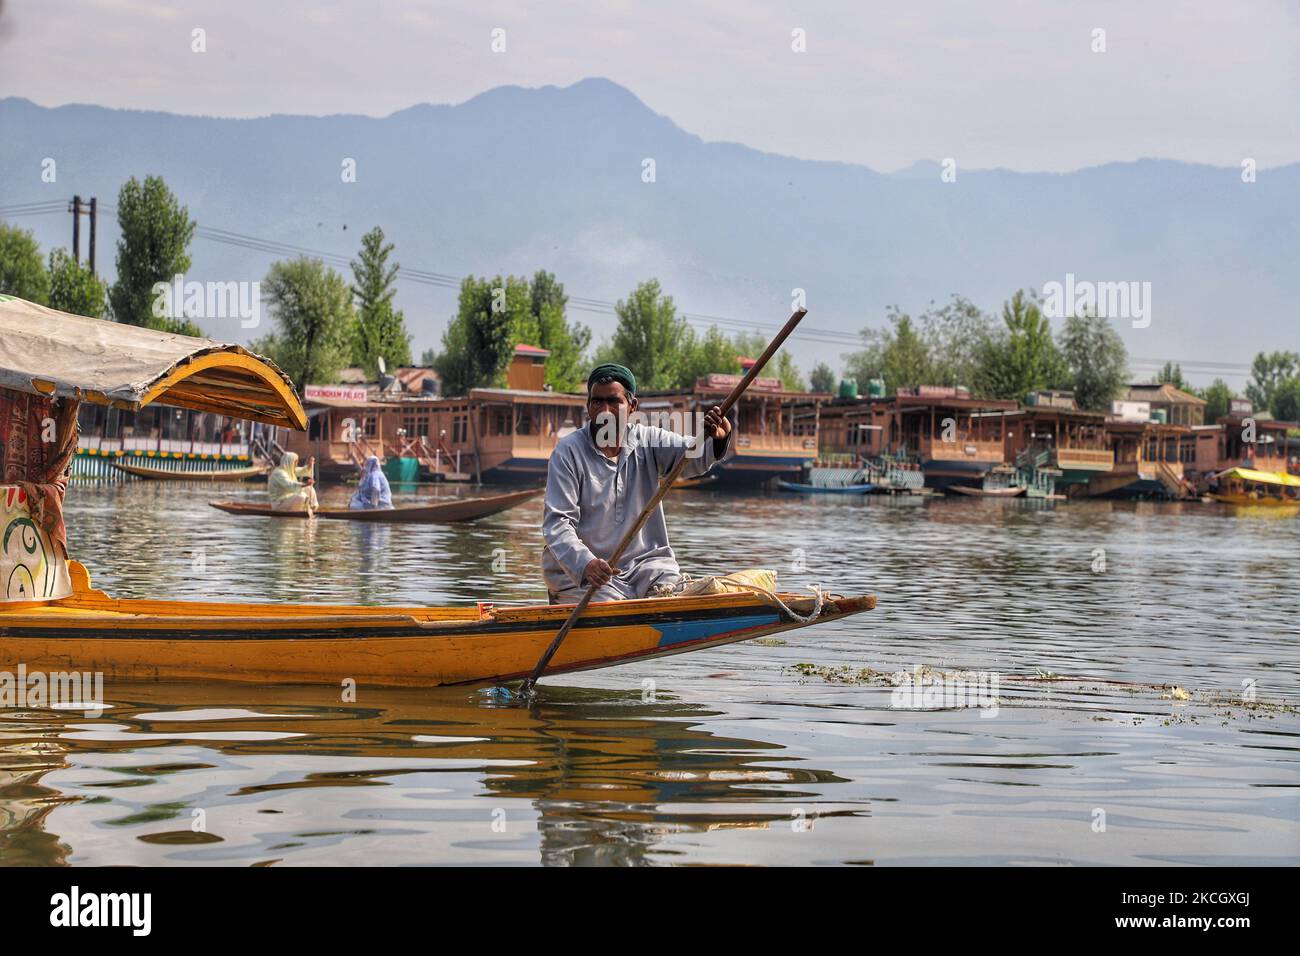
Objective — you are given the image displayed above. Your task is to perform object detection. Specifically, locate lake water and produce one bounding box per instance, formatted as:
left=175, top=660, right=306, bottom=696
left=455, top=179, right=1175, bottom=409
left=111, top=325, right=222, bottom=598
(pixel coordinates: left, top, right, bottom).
left=2, top=481, right=1297, bottom=866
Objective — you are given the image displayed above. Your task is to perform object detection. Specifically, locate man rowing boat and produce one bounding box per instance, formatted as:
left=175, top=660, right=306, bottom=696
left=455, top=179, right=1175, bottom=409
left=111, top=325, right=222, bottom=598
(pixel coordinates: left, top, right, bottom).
left=542, top=363, right=734, bottom=603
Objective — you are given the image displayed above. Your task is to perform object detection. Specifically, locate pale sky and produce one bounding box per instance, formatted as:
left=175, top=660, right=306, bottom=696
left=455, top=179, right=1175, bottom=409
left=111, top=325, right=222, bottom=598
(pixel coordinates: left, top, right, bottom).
left=3, top=0, right=1298, bottom=172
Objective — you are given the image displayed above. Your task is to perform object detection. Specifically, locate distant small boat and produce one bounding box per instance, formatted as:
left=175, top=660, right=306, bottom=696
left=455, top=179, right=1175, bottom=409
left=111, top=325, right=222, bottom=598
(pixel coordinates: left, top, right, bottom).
left=947, top=484, right=1026, bottom=497
left=672, top=475, right=718, bottom=490
left=112, top=460, right=270, bottom=481
left=210, top=488, right=542, bottom=523
left=777, top=480, right=875, bottom=494
left=1208, top=467, right=1300, bottom=507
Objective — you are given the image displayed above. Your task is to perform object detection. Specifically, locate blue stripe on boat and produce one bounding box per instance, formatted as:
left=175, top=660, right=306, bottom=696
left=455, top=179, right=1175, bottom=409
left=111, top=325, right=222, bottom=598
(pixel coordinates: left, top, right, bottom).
left=653, top=614, right=780, bottom=648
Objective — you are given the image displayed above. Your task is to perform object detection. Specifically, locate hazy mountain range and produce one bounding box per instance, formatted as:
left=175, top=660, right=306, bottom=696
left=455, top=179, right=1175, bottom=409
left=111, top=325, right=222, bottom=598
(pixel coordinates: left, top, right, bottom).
left=3, top=77, right=1297, bottom=387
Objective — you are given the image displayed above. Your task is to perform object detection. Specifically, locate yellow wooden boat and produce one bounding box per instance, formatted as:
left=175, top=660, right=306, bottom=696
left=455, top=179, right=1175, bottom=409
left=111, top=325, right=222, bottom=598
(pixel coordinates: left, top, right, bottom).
left=1, top=561, right=873, bottom=687
left=111, top=460, right=270, bottom=481
left=1208, top=467, right=1300, bottom=507
left=0, top=296, right=874, bottom=687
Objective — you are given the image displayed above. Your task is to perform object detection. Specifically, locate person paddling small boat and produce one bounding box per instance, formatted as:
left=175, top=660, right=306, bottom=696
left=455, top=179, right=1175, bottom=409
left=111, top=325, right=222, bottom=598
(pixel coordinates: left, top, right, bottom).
left=350, top=455, right=394, bottom=510
left=268, top=451, right=318, bottom=515
left=542, top=363, right=733, bottom=604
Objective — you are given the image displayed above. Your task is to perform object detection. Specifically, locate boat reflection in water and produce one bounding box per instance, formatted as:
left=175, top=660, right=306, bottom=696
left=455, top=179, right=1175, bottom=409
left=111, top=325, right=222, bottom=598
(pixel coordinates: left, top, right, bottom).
left=0, top=682, right=852, bottom=867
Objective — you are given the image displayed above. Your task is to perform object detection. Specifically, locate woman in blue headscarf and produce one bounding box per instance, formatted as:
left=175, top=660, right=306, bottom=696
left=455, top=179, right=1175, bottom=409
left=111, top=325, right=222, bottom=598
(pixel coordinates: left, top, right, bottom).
left=350, top=455, right=393, bottom=510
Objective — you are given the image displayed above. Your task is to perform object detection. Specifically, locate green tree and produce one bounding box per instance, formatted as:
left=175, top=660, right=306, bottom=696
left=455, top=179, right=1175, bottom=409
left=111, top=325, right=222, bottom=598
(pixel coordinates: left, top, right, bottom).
left=1245, top=351, right=1300, bottom=413
left=0, top=222, right=50, bottom=303
left=1157, top=361, right=1187, bottom=390
left=810, top=362, right=837, bottom=394
left=419, top=347, right=437, bottom=367
left=972, top=290, right=1065, bottom=401
left=599, top=279, right=693, bottom=390
left=678, top=325, right=739, bottom=386
left=917, top=295, right=994, bottom=389
left=1272, top=377, right=1300, bottom=422
left=434, top=275, right=528, bottom=397
left=1198, top=378, right=1233, bottom=423
left=250, top=257, right=355, bottom=388
left=731, top=331, right=806, bottom=390
left=526, top=270, right=590, bottom=392
left=1057, top=313, right=1128, bottom=411
left=846, top=313, right=934, bottom=395
left=47, top=248, right=106, bottom=318
left=108, top=176, right=197, bottom=331
left=349, top=226, right=412, bottom=377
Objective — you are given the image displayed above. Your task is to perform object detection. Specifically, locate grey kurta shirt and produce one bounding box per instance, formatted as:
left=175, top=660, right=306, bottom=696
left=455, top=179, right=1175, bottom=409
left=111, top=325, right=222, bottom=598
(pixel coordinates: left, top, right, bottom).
left=542, top=420, right=734, bottom=600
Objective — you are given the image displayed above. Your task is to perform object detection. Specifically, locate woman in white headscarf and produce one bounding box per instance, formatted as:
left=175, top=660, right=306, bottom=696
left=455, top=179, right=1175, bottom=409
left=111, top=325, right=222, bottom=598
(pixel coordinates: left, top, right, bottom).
left=268, top=451, right=318, bottom=514
left=349, top=456, right=393, bottom=510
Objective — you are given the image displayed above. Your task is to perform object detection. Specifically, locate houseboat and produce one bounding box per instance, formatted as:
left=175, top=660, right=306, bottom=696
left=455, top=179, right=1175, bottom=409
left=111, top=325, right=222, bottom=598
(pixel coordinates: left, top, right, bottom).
left=639, top=369, right=822, bottom=486
left=1190, top=405, right=1295, bottom=489
left=72, top=402, right=261, bottom=479
left=1001, top=391, right=1114, bottom=492
left=1085, top=419, right=1197, bottom=499
left=817, top=387, right=1018, bottom=490
left=280, top=348, right=587, bottom=484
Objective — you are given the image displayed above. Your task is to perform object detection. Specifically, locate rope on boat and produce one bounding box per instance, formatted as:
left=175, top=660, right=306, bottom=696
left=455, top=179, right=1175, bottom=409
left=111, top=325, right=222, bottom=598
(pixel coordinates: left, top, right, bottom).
left=713, top=575, right=826, bottom=624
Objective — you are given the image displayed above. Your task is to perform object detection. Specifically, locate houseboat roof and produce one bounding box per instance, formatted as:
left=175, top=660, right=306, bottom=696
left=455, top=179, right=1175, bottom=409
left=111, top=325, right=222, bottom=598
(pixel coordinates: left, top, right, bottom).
left=303, top=396, right=433, bottom=410
left=892, top=395, right=1020, bottom=412
left=1005, top=405, right=1109, bottom=421
left=0, top=295, right=306, bottom=429
left=1104, top=419, right=1192, bottom=434
left=1125, top=383, right=1207, bottom=406
left=468, top=387, right=585, bottom=406
left=333, top=366, right=439, bottom=392
left=1215, top=414, right=1295, bottom=430
left=639, top=385, right=818, bottom=402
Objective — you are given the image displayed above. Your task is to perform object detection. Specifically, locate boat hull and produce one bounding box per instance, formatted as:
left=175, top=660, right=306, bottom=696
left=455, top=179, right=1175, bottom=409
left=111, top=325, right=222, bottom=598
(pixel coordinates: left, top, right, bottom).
left=947, top=484, right=1025, bottom=497
left=112, top=461, right=269, bottom=481
left=208, top=488, right=542, bottom=523
left=0, top=563, right=874, bottom=687
left=777, top=481, right=875, bottom=494
left=1208, top=493, right=1300, bottom=507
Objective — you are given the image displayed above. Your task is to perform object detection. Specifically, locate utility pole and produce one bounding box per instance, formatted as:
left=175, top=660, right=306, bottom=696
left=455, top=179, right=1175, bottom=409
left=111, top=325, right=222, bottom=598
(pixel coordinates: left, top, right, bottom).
left=67, top=196, right=98, bottom=271
left=70, top=195, right=81, bottom=263
left=88, top=197, right=97, bottom=273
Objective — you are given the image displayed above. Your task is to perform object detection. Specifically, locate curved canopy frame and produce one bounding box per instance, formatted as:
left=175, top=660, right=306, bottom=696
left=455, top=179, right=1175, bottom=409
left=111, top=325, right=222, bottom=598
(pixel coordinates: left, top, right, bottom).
left=0, top=296, right=306, bottom=429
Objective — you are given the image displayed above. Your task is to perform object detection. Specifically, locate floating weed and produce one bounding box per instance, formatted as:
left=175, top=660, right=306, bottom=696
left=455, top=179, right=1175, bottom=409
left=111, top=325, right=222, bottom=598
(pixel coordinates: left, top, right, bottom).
left=789, top=663, right=886, bottom=685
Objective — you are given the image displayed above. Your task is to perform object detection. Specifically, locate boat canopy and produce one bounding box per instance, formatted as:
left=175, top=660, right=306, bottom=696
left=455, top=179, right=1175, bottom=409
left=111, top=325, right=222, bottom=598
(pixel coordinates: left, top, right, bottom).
left=1215, top=466, right=1300, bottom=487
left=0, top=295, right=306, bottom=429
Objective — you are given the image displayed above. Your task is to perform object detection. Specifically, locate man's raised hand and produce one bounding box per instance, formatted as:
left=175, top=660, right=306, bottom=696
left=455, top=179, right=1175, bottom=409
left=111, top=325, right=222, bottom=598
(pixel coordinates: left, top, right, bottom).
left=703, top=405, right=732, bottom=440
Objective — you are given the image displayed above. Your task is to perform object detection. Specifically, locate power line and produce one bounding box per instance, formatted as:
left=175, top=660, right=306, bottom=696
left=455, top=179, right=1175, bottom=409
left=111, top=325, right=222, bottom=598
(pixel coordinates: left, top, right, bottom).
left=11, top=198, right=1270, bottom=375
left=0, top=200, right=66, bottom=214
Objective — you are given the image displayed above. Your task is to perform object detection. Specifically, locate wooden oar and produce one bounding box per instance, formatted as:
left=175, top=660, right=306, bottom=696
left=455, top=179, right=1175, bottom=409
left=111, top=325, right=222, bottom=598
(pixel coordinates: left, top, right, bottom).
left=518, top=307, right=809, bottom=697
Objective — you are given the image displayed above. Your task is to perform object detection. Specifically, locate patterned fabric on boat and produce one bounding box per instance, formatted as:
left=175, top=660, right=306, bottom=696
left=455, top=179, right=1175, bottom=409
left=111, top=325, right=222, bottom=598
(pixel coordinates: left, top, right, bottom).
left=0, top=385, right=78, bottom=559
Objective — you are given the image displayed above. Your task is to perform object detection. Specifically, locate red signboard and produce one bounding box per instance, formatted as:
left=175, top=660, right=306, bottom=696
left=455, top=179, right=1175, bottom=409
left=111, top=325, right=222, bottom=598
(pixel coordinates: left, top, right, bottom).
left=701, top=373, right=784, bottom=392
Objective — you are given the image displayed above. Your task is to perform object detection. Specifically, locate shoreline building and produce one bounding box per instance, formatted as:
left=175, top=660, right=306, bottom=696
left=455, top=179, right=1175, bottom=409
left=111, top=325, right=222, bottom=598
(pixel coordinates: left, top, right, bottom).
left=816, top=386, right=1019, bottom=489
left=640, top=367, right=822, bottom=486
left=281, top=348, right=588, bottom=484
left=1001, top=391, right=1114, bottom=490
left=72, top=403, right=259, bottom=478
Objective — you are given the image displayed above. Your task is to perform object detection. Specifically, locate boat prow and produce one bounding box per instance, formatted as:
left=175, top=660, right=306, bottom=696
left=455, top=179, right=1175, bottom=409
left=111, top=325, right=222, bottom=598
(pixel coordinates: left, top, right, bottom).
left=0, top=562, right=875, bottom=688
